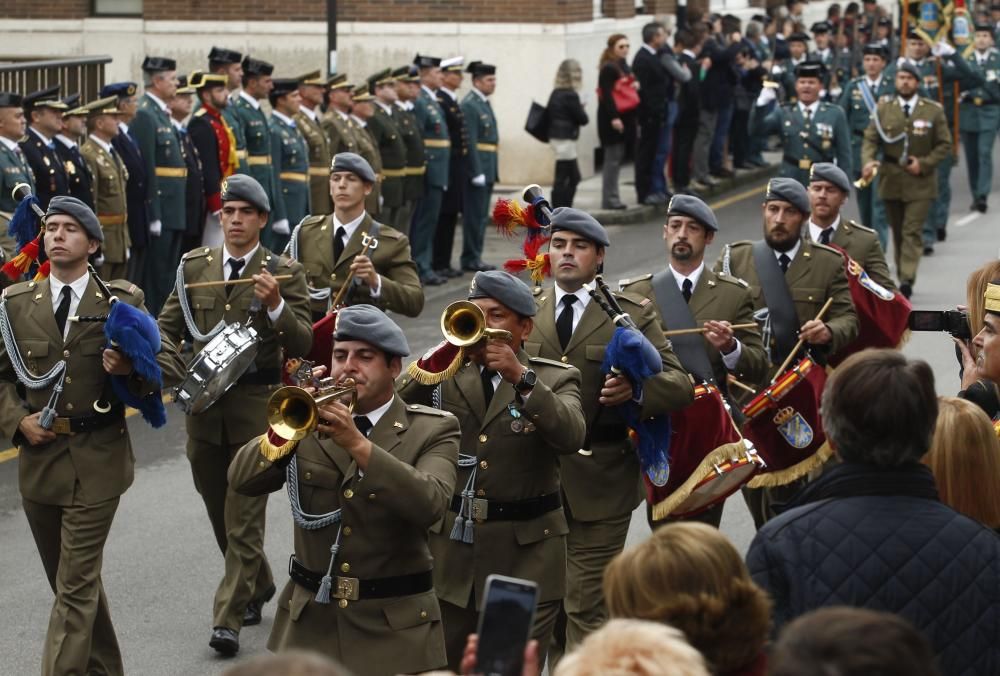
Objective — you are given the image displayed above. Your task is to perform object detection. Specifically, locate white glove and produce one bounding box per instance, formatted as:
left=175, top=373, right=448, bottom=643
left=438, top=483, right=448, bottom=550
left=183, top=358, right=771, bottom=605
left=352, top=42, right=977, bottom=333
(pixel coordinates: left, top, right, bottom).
left=471, top=174, right=486, bottom=187
left=378, top=194, right=384, bottom=209
left=149, top=219, right=162, bottom=237
left=830, top=86, right=843, bottom=99
left=126, top=248, right=131, bottom=261
left=756, top=86, right=777, bottom=107
left=771, top=64, right=785, bottom=75
left=933, top=40, right=956, bottom=57
left=272, top=219, right=290, bottom=236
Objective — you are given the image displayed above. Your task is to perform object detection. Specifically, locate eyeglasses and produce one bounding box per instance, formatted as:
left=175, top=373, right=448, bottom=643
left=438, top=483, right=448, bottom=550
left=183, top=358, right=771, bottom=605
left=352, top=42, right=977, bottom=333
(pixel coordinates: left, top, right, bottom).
left=618, top=43, right=630, bottom=49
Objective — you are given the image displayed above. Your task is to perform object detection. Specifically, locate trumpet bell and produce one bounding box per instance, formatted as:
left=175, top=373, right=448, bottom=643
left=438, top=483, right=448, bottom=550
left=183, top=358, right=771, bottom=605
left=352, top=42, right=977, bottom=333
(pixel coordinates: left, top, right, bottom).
left=266, top=380, right=358, bottom=442
left=441, top=300, right=514, bottom=347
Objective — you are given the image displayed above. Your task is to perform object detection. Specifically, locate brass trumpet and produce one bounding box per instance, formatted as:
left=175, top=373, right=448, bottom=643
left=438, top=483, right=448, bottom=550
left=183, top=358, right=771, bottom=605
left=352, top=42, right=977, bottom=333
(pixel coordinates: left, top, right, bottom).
left=441, top=300, right=513, bottom=346
left=266, top=378, right=358, bottom=441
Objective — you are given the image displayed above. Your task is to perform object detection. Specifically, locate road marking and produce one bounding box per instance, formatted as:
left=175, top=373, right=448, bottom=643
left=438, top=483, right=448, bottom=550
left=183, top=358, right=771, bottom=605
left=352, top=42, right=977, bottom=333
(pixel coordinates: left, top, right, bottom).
left=955, top=212, right=980, bottom=228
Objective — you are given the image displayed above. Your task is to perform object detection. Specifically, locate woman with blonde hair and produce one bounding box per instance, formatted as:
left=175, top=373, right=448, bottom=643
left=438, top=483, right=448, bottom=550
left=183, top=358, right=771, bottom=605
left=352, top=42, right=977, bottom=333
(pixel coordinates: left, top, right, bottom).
left=546, top=59, right=588, bottom=207
left=604, top=522, right=771, bottom=676
left=554, top=619, right=709, bottom=676
left=924, top=397, right=1000, bottom=530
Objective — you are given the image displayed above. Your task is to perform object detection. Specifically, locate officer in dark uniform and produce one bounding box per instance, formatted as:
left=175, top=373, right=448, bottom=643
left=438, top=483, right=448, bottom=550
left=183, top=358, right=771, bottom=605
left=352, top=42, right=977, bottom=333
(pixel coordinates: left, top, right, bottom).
left=170, top=76, right=207, bottom=253
left=268, top=77, right=310, bottom=253
left=411, top=54, right=450, bottom=287
left=188, top=71, right=237, bottom=248
left=0, top=91, right=33, bottom=258
left=55, top=95, right=94, bottom=208
left=367, top=69, right=408, bottom=232
left=392, top=65, right=426, bottom=236
left=20, top=85, right=70, bottom=209
left=231, top=56, right=278, bottom=242
left=460, top=61, right=499, bottom=273
left=778, top=32, right=811, bottom=103
left=432, top=57, right=469, bottom=279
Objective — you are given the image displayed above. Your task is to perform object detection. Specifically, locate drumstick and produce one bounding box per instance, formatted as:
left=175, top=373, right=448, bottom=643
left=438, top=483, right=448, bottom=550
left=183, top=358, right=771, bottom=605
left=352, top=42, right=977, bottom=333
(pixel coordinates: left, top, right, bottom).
left=770, top=297, right=835, bottom=384
left=184, top=274, right=293, bottom=290
left=727, top=375, right=758, bottom=395
left=663, top=323, right=758, bottom=337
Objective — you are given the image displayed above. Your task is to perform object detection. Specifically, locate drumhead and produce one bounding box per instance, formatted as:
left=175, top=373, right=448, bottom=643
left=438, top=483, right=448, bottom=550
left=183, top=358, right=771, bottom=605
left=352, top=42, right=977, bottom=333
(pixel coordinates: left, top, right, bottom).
left=174, top=324, right=260, bottom=414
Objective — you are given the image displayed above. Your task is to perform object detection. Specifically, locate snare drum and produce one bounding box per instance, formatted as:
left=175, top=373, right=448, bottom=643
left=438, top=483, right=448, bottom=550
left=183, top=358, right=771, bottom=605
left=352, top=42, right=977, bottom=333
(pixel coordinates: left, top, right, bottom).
left=648, top=384, right=765, bottom=520
left=742, top=357, right=832, bottom=488
left=174, top=322, right=260, bottom=414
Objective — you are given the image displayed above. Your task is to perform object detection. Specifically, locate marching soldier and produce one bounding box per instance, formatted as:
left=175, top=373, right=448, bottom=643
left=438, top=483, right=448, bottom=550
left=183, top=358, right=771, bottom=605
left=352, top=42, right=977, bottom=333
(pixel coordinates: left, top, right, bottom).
left=188, top=71, right=238, bottom=248
left=862, top=62, right=952, bottom=299
left=20, top=85, right=70, bottom=209
left=752, top=61, right=852, bottom=186
left=959, top=24, right=1000, bottom=213
left=808, top=21, right=836, bottom=96
left=79, top=96, right=131, bottom=280
left=392, top=65, right=426, bottom=236
left=524, top=208, right=694, bottom=659
left=321, top=74, right=361, bottom=157
left=367, top=69, right=409, bottom=231
left=232, top=56, right=278, bottom=243
left=296, top=71, right=333, bottom=216
left=157, top=174, right=313, bottom=657
left=269, top=77, right=310, bottom=253
left=0, top=91, right=32, bottom=259
left=837, top=43, right=893, bottom=247
left=131, top=56, right=187, bottom=315
left=397, top=270, right=588, bottom=670
left=412, top=54, right=451, bottom=287
left=349, top=85, right=382, bottom=218
left=56, top=97, right=95, bottom=208
left=0, top=196, right=175, bottom=676
left=229, top=305, right=460, bottom=676
left=713, top=178, right=858, bottom=527
left=170, top=76, right=207, bottom=253
left=206, top=47, right=248, bottom=173
left=287, top=153, right=423, bottom=320
left=461, top=61, right=499, bottom=273
left=432, top=57, right=469, bottom=280
left=778, top=32, right=811, bottom=104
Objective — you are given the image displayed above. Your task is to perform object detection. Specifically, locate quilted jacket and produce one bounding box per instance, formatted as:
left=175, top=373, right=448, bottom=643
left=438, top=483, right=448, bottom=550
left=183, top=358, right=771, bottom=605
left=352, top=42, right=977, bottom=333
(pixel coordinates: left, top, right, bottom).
left=747, top=462, right=1000, bottom=676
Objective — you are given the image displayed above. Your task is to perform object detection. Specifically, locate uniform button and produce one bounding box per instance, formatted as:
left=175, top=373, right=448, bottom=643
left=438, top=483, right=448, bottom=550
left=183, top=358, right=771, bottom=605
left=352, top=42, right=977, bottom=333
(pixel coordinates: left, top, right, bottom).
left=368, top=493, right=376, bottom=500
left=65, top=376, right=72, bottom=384
left=225, top=303, right=231, bottom=311
left=63, top=350, right=70, bottom=358
left=66, top=403, right=74, bottom=411
left=808, top=296, right=814, bottom=301
left=344, top=489, right=354, bottom=499
left=338, top=599, right=348, bottom=608
left=478, top=434, right=488, bottom=443
left=476, top=489, right=485, bottom=497
left=560, top=356, right=568, bottom=363
left=479, top=460, right=488, bottom=469
left=420, top=610, right=428, bottom=619
left=258, top=460, right=266, bottom=468
left=330, top=274, right=337, bottom=281
left=543, top=528, right=551, bottom=535
left=341, top=562, right=350, bottom=572
left=304, top=471, right=312, bottom=480
left=343, top=526, right=352, bottom=535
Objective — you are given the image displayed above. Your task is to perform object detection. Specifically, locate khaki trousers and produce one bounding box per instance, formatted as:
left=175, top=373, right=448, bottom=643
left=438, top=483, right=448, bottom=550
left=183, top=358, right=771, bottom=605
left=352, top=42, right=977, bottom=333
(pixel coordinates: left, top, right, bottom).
left=883, top=198, right=932, bottom=285
left=22, top=495, right=124, bottom=676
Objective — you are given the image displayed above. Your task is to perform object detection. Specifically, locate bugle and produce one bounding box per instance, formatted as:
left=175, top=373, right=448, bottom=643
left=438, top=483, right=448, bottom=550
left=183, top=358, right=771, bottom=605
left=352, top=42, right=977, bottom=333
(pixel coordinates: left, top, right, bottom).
left=267, top=378, right=358, bottom=442
left=441, top=300, right=513, bottom=346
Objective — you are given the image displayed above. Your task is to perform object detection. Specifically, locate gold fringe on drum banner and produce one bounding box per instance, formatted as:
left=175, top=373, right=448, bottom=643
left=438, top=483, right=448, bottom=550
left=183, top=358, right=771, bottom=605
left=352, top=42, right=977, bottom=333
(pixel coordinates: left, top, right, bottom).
left=745, top=440, right=834, bottom=489
left=651, top=441, right=753, bottom=521
left=405, top=347, right=464, bottom=385
left=259, top=430, right=299, bottom=463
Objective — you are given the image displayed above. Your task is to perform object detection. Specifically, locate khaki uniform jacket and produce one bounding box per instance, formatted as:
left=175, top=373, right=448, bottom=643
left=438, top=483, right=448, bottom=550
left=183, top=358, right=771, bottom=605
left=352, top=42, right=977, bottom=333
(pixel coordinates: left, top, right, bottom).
left=523, top=289, right=694, bottom=522
left=862, top=97, right=952, bottom=201
left=397, top=354, right=586, bottom=608
left=804, top=219, right=895, bottom=292
left=368, top=104, right=407, bottom=209
left=714, top=239, right=858, bottom=372
left=619, top=269, right=770, bottom=392
left=290, top=213, right=424, bottom=317
left=80, top=139, right=131, bottom=265
left=0, top=278, right=178, bottom=506
left=229, top=395, right=460, bottom=676
left=321, top=110, right=361, bottom=156
left=157, top=245, right=313, bottom=446
left=294, top=108, right=332, bottom=215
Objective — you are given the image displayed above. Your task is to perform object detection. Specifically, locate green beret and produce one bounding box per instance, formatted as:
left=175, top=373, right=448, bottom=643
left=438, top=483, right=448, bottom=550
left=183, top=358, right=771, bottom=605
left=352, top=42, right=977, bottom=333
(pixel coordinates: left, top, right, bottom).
left=334, top=304, right=410, bottom=357
left=468, top=271, right=537, bottom=317
left=46, top=196, right=103, bottom=242
left=221, top=174, right=270, bottom=212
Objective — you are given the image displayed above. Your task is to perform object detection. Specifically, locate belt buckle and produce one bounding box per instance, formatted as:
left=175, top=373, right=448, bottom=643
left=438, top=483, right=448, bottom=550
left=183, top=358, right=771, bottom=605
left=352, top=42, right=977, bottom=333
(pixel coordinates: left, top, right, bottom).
left=471, top=498, right=489, bottom=522
left=334, top=576, right=360, bottom=601
left=974, top=97, right=983, bottom=106
left=51, top=417, right=72, bottom=435
left=798, top=159, right=812, bottom=170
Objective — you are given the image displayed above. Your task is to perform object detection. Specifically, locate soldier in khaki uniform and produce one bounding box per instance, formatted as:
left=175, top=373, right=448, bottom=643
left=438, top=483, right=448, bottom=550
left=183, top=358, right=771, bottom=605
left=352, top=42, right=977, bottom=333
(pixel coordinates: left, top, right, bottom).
left=0, top=197, right=178, bottom=676
left=287, top=153, right=423, bottom=321
left=367, top=69, right=409, bottom=231
left=861, top=62, right=952, bottom=299
left=349, top=85, right=383, bottom=218
left=397, top=270, right=587, bottom=671
left=157, top=175, right=313, bottom=656
left=523, top=208, right=693, bottom=660
left=229, top=305, right=460, bottom=676
left=296, top=71, right=333, bottom=216
left=713, top=179, right=858, bottom=528
left=321, top=74, right=360, bottom=157
left=80, top=96, right=131, bottom=280
left=392, top=65, right=426, bottom=235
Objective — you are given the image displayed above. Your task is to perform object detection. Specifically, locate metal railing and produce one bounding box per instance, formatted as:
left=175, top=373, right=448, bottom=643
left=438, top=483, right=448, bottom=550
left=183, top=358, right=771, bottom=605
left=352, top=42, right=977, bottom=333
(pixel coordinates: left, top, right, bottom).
left=0, top=55, right=112, bottom=101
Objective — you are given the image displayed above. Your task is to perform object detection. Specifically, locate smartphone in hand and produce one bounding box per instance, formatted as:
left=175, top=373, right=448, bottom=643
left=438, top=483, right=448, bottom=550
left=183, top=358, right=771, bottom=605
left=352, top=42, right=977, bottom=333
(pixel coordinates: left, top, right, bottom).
left=475, top=575, right=539, bottom=676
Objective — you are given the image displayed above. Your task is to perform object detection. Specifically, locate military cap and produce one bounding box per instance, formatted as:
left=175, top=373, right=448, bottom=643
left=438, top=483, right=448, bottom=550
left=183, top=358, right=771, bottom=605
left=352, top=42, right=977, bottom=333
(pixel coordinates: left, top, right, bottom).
left=751, top=13, right=771, bottom=25
left=189, top=70, right=227, bottom=90
left=975, top=22, right=995, bottom=32
left=63, top=94, right=89, bottom=118
left=208, top=46, right=243, bottom=65
left=441, top=56, right=464, bottom=73
left=175, top=75, right=196, bottom=96
left=468, top=271, right=537, bottom=317
left=46, top=196, right=103, bottom=242
left=809, top=162, right=851, bottom=193
left=298, top=70, right=326, bottom=86
left=413, top=54, right=442, bottom=69
left=391, top=65, right=418, bottom=83
left=270, top=78, right=300, bottom=99
left=549, top=207, right=611, bottom=247
left=794, top=60, right=827, bottom=80
left=862, top=42, right=888, bottom=57
left=141, top=56, right=177, bottom=73
left=81, top=95, right=124, bottom=117
left=895, top=60, right=921, bottom=80
left=992, top=3, right=1000, bottom=11
left=331, top=152, right=376, bottom=183
left=0, top=92, right=23, bottom=108
left=100, top=82, right=138, bottom=99
left=467, top=61, right=497, bottom=77
left=242, top=56, right=274, bottom=77
left=62, top=93, right=81, bottom=109
left=811, top=21, right=832, bottom=34
left=667, top=194, right=719, bottom=232
left=765, top=177, right=811, bottom=214
left=787, top=32, right=811, bottom=44
left=877, top=16, right=892, bottom=27
left=366, top=68, right=394, bottom=95
left=334, top=304, right=410, bottom=357
left=985, top=282, right=1000, bottom=316
left=327, top=73, right=352, bottom=90
left=351, top=84, right=373, bottom=102
left=221, top=173, right=270, bottom=212
left=23, top=85, right=66, bottom=112
left=906, top=29, right=922, bottom=40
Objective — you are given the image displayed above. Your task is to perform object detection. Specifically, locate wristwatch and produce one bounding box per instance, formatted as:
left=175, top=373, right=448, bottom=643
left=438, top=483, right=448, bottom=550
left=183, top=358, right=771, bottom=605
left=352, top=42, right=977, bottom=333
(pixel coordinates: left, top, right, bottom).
left=515, top=368, right=537, bottom=394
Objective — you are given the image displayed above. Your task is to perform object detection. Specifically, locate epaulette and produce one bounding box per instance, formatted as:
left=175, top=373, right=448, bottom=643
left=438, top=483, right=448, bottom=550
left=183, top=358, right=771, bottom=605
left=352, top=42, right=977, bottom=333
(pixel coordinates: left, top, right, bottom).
left=728, top=240, right=753, bottom=249
left=618, top=273, right=652, bottom=288
left=183, top=247, right=213, bottom=261
left=405, top=403, right=455, bottom=417
left=298, top=214, right=328, bottom=229
left=615, top=290, right=652, bottom=308
left=108, top=279, right=140, bottom=296
left=810, top=241, right=843, bottom=257
left=194, top=109, right=207, bottom=118
left=846, top=219, right=876, bottom=234
left=372, top=223, right=401, bottom=239
left=529, top=356, right=573, bottom=369
left=921, top=98, right=944, bottom=110
left=715, top=272, right=750, bottom=288
left=2, top=280, right=37, bottom=299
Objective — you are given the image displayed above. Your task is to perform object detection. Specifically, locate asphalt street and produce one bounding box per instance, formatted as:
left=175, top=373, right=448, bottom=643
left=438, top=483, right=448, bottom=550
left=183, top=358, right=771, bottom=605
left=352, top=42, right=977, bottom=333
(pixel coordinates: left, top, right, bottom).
left=0, top=157, right=996, bottom=675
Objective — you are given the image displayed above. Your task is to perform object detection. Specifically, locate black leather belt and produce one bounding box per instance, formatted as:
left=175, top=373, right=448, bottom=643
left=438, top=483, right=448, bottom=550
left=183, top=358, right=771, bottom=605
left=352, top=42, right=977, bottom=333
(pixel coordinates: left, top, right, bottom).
left=288, top=556, right=432, bottom=600
left=46, top=403, right=125, bottom=435
left=449, top=491, right=561, bottom=522
left=237, top=368, right=281, bottom=386
left=589, top=424, right=629, bottom=443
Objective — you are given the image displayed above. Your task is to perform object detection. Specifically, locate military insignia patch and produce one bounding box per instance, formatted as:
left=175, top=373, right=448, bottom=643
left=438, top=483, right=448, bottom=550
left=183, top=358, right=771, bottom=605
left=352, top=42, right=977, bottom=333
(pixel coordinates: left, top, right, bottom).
left=774, top=406, right=814, bottom=449
left=645, top=456, right=670, bottom=487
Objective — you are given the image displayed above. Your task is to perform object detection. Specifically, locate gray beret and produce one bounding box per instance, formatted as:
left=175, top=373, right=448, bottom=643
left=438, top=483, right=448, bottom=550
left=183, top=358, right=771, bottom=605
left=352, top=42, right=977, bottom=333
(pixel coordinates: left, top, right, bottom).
left=809, top=162, right=851, bottom=193
left=549, top=207, right=610, bottom=247
left=46, top=196, right=103, bottom=242
left=467, top=270, right=537, bottom=317
left=222, top=174, right=270, bottom=213
left=764, top=177, right=811, bottom=214
left=331, top=152, right=377, bottom=183
left=334, top=304, right=410, bottom=357
left=666, top=194, right=718, bottom=232
left=895, top=60, right=921, bottom=80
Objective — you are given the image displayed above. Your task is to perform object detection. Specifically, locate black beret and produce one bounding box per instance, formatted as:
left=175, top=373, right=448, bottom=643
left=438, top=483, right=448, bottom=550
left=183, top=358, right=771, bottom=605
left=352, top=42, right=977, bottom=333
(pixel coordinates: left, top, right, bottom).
left=47, top=196, right=103, bottom=242
left=331, top=152, right=377, bottom=183
left=975, top=22, right=995, bottom=32
left=862, top=42, right=888, bottom=57
left=667, top=194, right=719, bottom=231
left=765, top=177, right=811, bottom=214
left=221, top=174, right=270, bottom=212
left=0, top=92, right=23, bottom=108
left=467, top=271, right=537, bottom=317
left=334, top=304, right=410, bottom=357
left=811, top=21, right=832, bottom=34
left=549, top=207, right=611, bottom=247
left=795, top=61, right=827, bottom=79
left=467, top=61, right=497, bottom=77
left=413, top=54, right=442, bottom=68
left=269, top=78, right=300, bottom=99
left=895, top=60, right=921, bottom=79
left=809, top=162, right=851, bottom=193
left=787, top=32, right=811, bottom=44
left=208, top=47, right=243, bottom=65
left=100, top=82, right=137, bottom=98
left=242, top=56, right=274, bottom=77
left=141, top=56, right=177, bottom=73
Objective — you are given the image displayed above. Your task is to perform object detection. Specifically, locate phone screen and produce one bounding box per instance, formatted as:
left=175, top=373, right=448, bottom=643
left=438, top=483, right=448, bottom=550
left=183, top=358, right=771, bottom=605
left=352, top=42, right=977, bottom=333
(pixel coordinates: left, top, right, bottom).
left=476, top=575, right=539, bottom=676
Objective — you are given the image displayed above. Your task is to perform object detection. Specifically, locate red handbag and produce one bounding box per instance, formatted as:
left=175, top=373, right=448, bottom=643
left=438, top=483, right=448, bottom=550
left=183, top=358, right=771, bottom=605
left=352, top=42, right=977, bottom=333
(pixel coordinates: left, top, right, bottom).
left=611, top=75, right=640, bottom=113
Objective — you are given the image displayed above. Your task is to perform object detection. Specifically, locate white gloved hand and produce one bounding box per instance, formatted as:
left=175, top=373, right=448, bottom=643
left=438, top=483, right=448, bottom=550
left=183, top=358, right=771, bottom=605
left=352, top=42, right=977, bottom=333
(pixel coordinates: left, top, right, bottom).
left=933, top=40, right=956, bottom=57
left=830, top=86, right=843, bottom=99
left=756, top=86, right=777, bottom=107
left=126, top=248, right=131, bottom=261
left=149, top=220, right=162, bottom=237
left=272, top=219, right=290, bottom=236
left=771, top=64, right=785, bottom=75
left=471, top=174, right=486, bottom=187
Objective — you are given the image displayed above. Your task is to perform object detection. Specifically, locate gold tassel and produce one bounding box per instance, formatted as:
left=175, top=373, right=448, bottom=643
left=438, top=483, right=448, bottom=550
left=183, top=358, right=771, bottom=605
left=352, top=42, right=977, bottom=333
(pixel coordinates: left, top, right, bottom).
left=746, top=441, right=834, bottom=488
left=259, top=432, right=298, bottom=463
left=405, top=348, right=464, bottom=385
left=651, top=442, right=754, bottom=521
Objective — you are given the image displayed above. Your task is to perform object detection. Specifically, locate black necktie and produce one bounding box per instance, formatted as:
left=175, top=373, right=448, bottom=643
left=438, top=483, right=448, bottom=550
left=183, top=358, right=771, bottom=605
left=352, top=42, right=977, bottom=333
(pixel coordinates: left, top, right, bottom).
left=334, top=226, right=347, bottom=262
left=682, top=279, right=693, bottom=303
left=819, top=228, right=832, bottom=245
left=903, top=103, right=911, bottom=118
left=778, top=254, right=791, bottom=274
left=54, top=286, right=72, bottom=337
left=557, top=295, right=576, bottom=350
left=226, top=258, right=245, bottom=297
left=353, top=416, right=373, bottom=437
left=480, top=368, right=496, bottom=406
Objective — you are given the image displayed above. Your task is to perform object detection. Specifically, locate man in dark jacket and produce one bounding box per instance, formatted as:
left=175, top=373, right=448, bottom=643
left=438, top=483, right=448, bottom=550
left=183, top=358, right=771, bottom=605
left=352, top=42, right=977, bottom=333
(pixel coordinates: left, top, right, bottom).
left=632, top=21, right=671, bottom=206
left=748, top=349, right=1000, bottom=676
left=672, top=28, right=706, bottom=193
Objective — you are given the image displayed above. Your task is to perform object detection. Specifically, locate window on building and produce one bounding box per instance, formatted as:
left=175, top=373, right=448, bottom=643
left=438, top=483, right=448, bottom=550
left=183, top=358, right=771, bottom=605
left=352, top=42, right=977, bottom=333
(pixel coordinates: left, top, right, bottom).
left=93, top=0, right=143, bottom=16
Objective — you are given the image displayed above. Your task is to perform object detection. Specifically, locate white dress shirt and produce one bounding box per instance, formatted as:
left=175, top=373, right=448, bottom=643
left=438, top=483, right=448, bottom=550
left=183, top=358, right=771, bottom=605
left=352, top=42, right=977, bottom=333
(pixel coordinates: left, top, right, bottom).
left=272, top=110, right=295, bottom=127
left=50, top=272, right=91, bottom=340
left=222, top=244, right=285, bottom=322
left=145, top=91, right=169, bottom=113
left=808, top=215, right=841, bottom=244
left=798, top=100, right=820, bottom=119
left=553, top=284, right=592, bottom=334
left=374, top=101, right=394, bottom=116
left=55, top=134, right=78, bottom=150
left=0, top=136, right=19, bottom=152
left=30, top=127, right=54, bottom=145
left=332, top=211, right=381, bottom=297
left=897, top=94, right=918, bottom=112
left=299, top=105, right=318, bottom=122
left=238, top=90, right=261, bottom=110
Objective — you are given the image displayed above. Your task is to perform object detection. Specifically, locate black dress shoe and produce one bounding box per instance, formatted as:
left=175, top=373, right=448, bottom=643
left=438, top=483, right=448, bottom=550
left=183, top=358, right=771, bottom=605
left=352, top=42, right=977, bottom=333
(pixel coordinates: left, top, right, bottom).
left=923, top=245, right=934, bottom=255
left=937, top=227, right=946, bottom=242
left=420, top=272, right=445, bottom=286
left=602, top=203, right=628, bottom=210
left=209, top=627, right=239, bottom=657
left=899, top=282, right=913, bottom=299
left=711, top=168, right=735, bottom=178
left=462, top=261, right=495, bottom=272
left=435, top=267, right=463, bottom=278
left=977, top=198, right=988, bottom=213
left=243, top=583, right=277, bottom=626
